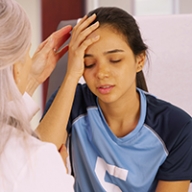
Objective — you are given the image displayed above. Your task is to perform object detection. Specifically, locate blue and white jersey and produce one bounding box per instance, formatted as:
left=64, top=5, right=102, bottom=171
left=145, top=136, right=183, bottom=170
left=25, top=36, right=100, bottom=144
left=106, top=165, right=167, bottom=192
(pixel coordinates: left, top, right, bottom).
left=45, top=84, right=192, bottom=192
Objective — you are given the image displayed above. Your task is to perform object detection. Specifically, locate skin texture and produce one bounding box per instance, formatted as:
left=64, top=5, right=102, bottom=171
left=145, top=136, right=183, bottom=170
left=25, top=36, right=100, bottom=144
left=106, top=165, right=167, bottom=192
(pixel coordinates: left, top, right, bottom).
left=156, top=180, right=190, bottom=192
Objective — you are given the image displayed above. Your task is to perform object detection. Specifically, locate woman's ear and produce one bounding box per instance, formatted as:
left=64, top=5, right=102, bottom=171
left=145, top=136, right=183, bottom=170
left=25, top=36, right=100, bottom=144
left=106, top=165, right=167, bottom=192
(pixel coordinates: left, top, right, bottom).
left=136, top=52, right=146, bottom=72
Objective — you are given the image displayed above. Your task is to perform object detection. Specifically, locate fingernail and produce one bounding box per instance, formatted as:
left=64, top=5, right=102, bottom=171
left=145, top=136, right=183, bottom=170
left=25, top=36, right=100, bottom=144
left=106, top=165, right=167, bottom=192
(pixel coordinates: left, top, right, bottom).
left=94, top=21, right=99, bottom=25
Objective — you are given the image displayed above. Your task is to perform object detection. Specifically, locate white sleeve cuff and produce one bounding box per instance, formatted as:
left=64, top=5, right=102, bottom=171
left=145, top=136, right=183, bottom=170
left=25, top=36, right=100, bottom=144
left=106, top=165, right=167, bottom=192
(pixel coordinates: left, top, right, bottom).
left=23, top=92, right=40, bottom=120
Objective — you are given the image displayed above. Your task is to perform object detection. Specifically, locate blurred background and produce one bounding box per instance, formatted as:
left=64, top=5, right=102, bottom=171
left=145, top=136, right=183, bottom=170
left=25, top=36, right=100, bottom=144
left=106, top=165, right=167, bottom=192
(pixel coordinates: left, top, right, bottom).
left=15, top=0, right=192, bottom=129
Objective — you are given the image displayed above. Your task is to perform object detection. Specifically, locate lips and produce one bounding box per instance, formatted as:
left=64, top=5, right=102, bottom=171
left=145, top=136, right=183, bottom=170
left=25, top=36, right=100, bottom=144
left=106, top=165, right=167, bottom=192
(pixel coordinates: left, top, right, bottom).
left=97, top=85, right=114, bottom=94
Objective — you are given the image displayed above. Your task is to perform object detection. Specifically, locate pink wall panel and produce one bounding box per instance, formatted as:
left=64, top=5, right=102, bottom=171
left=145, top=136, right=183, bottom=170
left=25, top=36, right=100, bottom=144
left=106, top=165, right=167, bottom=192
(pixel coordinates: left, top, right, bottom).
left=136, top=14, right=192, bottom=115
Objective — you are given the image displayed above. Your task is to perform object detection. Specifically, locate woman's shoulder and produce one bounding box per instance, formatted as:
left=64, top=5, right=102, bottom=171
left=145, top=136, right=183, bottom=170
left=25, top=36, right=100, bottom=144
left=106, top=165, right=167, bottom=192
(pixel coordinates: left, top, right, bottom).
left=143, top=91, right=192, bottom=140
left=141, top=90, right=191, bottom=133
left=142, top=91, right=192, bottom=155
left=144, top=91, right=191, bottom=121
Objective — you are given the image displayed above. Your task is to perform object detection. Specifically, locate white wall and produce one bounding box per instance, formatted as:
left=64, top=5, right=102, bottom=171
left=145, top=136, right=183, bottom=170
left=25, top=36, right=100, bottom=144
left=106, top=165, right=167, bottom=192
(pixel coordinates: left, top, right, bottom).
left=179, top=0, right=192, bottom=14
left=134, top=0, right=173, bottom=15
left=16, top=0, right=42, bottom=130
left=85, top=0, right=133, bottom=14
left=85, top=0, right=192, bottom=16
left=134, top=0, right=192, bottom=15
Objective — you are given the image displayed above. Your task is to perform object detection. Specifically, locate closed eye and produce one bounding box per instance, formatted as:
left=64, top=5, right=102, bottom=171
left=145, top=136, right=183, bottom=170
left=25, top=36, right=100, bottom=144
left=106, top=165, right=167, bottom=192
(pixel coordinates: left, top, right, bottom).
left=110, top=59, right=121, bottom=63
left=84, top=64, right=95, bottom=68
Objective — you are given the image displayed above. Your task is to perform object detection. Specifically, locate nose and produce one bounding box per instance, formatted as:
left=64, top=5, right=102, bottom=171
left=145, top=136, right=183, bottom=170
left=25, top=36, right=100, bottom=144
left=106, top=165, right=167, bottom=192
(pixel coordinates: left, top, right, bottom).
left=96, top=64, right=109, bottom=79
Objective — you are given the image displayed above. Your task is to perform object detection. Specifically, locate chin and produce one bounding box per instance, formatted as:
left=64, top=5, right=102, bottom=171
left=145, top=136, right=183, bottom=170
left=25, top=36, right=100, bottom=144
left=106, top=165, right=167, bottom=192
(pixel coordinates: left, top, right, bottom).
left=98, top=96, right=117, bottom=104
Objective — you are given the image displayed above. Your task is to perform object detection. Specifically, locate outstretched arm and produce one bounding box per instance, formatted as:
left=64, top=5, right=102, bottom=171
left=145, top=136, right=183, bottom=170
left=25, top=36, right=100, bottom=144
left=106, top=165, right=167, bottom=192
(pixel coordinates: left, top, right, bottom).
left=36, top=14, right=100, bottom=149
left=156, top=180, right=190, bottom=192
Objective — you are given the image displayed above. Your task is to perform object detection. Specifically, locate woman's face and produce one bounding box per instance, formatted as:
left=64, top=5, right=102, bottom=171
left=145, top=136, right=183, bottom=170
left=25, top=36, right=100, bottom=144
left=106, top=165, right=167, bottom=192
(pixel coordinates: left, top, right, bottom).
left=83, top=26, right=145, bottom=105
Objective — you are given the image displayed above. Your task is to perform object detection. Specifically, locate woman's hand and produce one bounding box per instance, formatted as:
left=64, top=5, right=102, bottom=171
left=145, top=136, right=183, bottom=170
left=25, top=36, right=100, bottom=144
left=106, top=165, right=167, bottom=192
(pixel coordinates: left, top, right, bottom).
left=66, top=14, right=100, bottom=81
left=26, top=25, right=72, bottom=96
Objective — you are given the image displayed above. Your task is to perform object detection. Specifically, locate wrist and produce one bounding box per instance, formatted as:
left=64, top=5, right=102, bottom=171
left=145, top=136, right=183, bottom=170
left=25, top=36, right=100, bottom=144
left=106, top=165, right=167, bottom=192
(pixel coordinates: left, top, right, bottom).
left=26, top=75, right=40, bottom=96
left=64, top=72, right=81, bottom=84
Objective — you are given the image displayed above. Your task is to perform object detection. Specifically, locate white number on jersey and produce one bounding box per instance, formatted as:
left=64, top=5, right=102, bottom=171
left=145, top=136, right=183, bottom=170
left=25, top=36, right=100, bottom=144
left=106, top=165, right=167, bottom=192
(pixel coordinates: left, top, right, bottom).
left=95, top=157, right=128, bottom=192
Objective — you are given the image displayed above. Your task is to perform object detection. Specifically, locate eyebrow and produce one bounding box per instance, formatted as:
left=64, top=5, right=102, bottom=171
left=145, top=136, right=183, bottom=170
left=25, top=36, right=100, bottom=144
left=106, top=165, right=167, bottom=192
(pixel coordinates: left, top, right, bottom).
left=84, top=49, right=124, bottom=58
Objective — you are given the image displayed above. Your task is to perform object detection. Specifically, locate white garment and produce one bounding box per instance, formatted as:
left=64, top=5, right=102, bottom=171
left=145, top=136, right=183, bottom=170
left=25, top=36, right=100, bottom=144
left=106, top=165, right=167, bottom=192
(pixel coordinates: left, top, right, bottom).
left=0, top=93, right=74, bottom=192
left=22, top=92, right=40, bottom=120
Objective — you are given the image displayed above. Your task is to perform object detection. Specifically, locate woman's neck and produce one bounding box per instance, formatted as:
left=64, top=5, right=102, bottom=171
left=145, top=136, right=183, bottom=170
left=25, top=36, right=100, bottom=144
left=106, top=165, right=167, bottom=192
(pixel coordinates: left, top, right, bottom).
left=98, top=90, right=140, bottom=137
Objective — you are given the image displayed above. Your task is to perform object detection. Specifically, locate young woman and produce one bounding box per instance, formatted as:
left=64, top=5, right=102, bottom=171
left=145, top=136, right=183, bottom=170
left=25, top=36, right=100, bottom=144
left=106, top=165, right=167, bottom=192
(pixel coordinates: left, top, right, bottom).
left=38, top=7, right=192, bottom=192
left=0, top=0, right=74, bottom=191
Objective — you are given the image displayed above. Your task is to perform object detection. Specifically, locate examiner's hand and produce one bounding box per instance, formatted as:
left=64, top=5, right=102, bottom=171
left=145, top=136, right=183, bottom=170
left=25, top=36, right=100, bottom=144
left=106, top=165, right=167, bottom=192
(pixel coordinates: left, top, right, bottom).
left=26, top=25, right=72, bottom=96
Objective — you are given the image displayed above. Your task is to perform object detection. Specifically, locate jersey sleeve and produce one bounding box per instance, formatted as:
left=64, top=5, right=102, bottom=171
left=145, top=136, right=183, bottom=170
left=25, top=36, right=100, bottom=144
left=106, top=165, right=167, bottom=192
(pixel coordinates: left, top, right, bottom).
left=156, top=118, right=192, bottom=181
left=14, top=143, right=74, bottom=192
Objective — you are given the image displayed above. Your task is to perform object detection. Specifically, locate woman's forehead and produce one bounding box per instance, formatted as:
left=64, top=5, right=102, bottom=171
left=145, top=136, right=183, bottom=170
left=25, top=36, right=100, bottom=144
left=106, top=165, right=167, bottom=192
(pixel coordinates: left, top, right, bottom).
left=86, top=27, right=131, bottom=55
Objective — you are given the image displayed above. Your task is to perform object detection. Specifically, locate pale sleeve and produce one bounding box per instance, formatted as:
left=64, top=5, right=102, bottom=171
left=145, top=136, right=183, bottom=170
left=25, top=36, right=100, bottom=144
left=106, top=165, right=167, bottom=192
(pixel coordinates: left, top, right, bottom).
left=14, top=143, right=75, bottom=192
left=22, top=92, right=40, bottom=120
